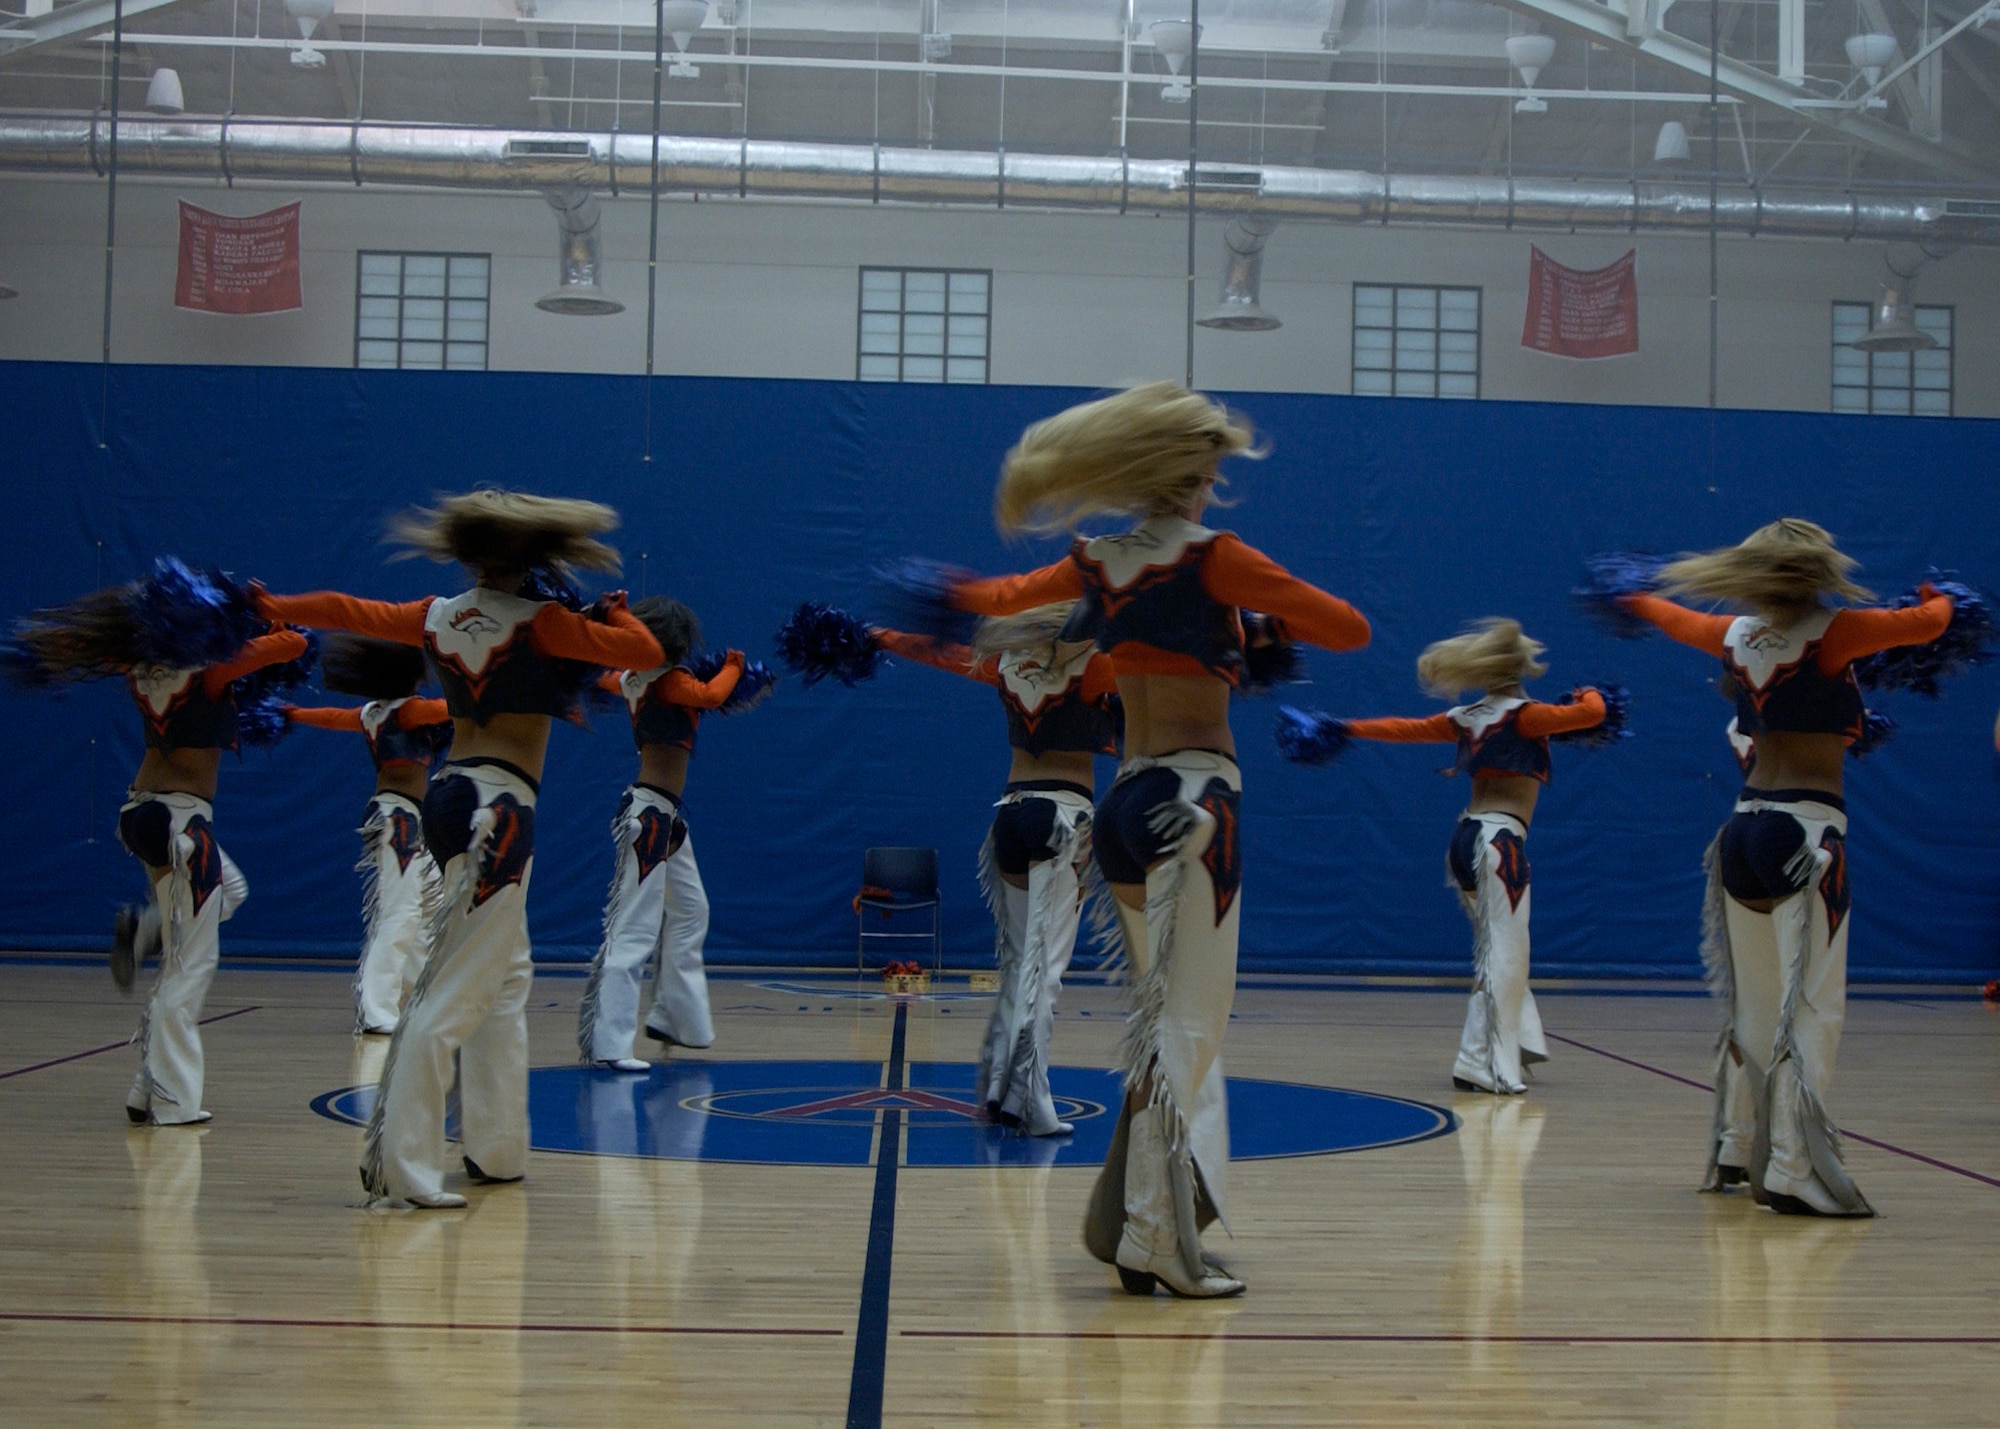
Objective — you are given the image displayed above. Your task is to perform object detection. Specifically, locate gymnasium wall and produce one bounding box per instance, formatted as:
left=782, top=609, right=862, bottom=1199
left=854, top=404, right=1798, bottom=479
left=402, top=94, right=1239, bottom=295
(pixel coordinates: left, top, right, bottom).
left=3, top=357, right=1997, bottom=981
left=2, top=176, right=1999, bottom=414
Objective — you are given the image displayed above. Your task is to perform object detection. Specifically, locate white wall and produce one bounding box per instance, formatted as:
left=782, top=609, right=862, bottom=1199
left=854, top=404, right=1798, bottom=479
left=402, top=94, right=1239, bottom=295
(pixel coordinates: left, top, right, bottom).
left=2, top=173, right=1996, bottom=416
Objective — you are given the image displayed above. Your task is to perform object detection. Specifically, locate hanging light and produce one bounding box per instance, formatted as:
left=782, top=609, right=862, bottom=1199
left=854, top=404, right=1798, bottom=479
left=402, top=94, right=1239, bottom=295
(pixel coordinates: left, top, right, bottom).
left=534, top=189, right=624, bottom=317
left=285, top=0, right=335, bottom=70
left=144, top=67, right=184, bottom=115
left=1652, top=120, right=1690, bottom=164
left=1505, top=34, right=1556, bottom=114
left=1845, top=32, right=1897, bottom=107
left=1197, top=218, right=1281, bottom=331
left=663, top=0, right=708, bottom=78
left=1849, top=267, right=1937, bottom=353
left=0, top=283, right=18, bottom=300
left=1151, top=19, right=1199, bottom=104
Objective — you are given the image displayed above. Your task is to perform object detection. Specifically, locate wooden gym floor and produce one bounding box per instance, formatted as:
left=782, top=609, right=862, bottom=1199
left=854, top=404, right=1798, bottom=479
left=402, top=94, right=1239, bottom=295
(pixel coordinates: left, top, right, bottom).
left=1, top=958, right=1997, bottom=1427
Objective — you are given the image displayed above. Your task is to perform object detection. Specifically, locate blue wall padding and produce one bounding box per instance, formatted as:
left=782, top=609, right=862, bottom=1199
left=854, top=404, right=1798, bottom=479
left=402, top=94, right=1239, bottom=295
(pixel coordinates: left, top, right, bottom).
left=4, top=360, right=1997, bottom=982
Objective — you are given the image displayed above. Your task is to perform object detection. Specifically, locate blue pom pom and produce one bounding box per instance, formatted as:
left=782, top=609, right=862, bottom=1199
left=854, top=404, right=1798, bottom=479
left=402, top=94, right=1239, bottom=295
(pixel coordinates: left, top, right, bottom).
left=871, top=558, right=980, bottom=645
left=1237, top=611, right=1304, bottom=696
left=687, top=650, right=780, bottom=714
left=1551, top=684, right=1633, bottom=749
left=229, top=627, right=320, bottom=747
left=1573, top=552, right=1670, bottom=639
left=233, top=695, right=294, bottom=749
left=128, top=558, right=263, bottom=668
left=1848, top=709, right=1896, bottom=759
left=1275, top=706, right=1353, bottom=766
left=775, top=602, right=887, bottom=687
left=1853, top=577, right=1999, bottom=698
left=520, top=565, right=585, bottom=611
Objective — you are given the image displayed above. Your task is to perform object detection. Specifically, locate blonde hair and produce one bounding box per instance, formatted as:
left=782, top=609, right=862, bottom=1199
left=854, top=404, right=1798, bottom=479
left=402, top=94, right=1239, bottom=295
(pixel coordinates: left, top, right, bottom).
left=389, top=490, right=622, bottom=582
left=993, top=382, right=1260, bottom=534
left=1657, top=518, right=1870, bottom=618
left=1417, top=618, right=1548, bottom=700
left=970, top=601, right=1082, bottom=665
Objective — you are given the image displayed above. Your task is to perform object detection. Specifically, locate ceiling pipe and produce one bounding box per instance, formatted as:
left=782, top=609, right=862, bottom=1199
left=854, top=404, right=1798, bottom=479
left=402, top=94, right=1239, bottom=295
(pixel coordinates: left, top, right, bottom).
left=1198, top=217, right=1281, bottom=331
left=2, top=115, right=1996, bottom=246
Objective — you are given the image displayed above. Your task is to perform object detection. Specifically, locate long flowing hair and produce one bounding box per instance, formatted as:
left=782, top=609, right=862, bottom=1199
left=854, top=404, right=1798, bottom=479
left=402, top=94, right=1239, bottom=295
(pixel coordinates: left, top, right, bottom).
left=1657, top=518, right=1871, bottom=619
left=321, top=634, right=427, bottom=700
left=388, top=490, right=622, bottom=586
left=7, top=585, right=143, bottom=685
left=969, top=601, right=1082, bottom=666
left=1417, top=618, right=1548, bottom=700
left=993, top=383, right=1260, bottom=534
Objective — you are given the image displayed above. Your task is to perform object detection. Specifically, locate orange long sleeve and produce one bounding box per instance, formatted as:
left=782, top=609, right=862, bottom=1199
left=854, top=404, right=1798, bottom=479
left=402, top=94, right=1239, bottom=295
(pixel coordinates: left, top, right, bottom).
left=656, top=654, right=747, bottom=709
left=1516, top=690, right=1607, bottom=738
left=596, top=670, right=623, bottom=695
left=1618, top=594, right=1731, bottom=656
left=203, top=629, right=310, bottom=697
left=285, top=704, right=366, bottom=733
left=1817, top=594, right=1953, bottom=668
left=395, top=697, right=452, bottom=728
left=953, top=560, right=1086, bottom=617
left=257, top=590, right=432, bottom=646
left=1081, top=653, right=1118, bottom=702
left=873, top=629, right=997, bottom=685
left=1201, top=536, right=1371, bottom=652
left=1344, top=713, right=1457, bottom=744
left=527, top=599, right=664, bottom=670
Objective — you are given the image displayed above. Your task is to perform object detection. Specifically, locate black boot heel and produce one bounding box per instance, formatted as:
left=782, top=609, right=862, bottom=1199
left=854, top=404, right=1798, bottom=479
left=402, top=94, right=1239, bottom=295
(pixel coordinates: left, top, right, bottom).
left=1117, top=1266, right=1158, bottom=1296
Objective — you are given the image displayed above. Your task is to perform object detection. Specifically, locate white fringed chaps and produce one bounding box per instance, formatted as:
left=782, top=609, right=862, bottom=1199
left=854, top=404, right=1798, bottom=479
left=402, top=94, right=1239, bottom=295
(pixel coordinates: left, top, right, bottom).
left=354, top=792, right=441, bottom=1035
left=1450, top=812, right=1547, bottom=1095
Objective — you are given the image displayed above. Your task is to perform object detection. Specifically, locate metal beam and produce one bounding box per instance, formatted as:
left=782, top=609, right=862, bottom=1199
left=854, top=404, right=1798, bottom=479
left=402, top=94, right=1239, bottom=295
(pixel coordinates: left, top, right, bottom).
left=1483, top=0, right=1999, bottom=182
left=0, top=0, right=198, bottom=61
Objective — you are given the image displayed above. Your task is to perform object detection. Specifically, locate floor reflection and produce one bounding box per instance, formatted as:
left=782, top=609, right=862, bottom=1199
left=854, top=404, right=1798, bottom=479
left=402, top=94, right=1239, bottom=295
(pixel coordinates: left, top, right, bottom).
left=122, top=1124, right=219, bottom=1423
left=1706, top=1206, right=1862, bottom=1426
left=1441, top=1095, right=1547, bottom=1424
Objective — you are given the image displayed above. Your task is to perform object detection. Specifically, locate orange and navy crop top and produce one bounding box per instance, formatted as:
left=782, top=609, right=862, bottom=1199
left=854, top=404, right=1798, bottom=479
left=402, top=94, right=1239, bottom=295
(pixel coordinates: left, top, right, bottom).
left=950, top=516, right=1370, bottom=683
left=289, top=697, right=454, bottom=769
left=875, top=629, right=1120, bottom=757
left=1345, top=691, right=1607, bottom=783
left=129, top=629, right=311, bottom=752
left=598, top=653, right=745, bottom=753
left=256, top=587, right=663, bottom=724
left=1621, top=592, right=1951, bottom=741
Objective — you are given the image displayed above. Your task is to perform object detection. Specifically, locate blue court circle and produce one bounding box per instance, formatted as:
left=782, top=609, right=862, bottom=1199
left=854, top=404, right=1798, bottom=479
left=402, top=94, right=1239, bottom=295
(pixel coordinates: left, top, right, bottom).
left=312, top=1061, right=1454, bottom=1168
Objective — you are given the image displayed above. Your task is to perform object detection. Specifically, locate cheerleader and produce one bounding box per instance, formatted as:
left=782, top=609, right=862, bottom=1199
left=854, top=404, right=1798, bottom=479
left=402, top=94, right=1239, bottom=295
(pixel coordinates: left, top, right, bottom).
left=283, top=635, right=453, bottom=1036
left=874, top=604, right=1119, bottom=1137
left=576, top=599, right=738, bottom=1070
left=895, top=383, right=1371, bottom=1297
left=6, top=565, right=307, bottom=1125
left=256, top=492, right=664, bottom=1209
left=1616, top=519, right=1952, bottom=1217
left=1280, top=620, right=1610, bottom=1096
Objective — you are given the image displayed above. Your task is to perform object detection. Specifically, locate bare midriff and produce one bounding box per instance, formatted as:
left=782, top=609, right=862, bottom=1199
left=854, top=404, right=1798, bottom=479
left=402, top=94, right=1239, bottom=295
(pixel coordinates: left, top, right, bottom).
left=637, top=744, right=693, bottom=799
left=1115, top=673, right=1235, bottom=761
left=450, top=712, right=555, bottom=783
left=1006, top=747, right=1098, bottom=789
left=374, top=763, right=432, bottom=803
left=131, top=747, right=223, bottom=802
left=1741, top=729, right=1845, bottom=799
left=1467, top=773, right=1542, bottom=827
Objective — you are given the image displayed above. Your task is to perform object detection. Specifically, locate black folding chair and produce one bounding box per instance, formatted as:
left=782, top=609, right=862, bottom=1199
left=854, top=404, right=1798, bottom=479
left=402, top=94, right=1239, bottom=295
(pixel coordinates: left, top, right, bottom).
left=856, top=846, right=941, bottom=975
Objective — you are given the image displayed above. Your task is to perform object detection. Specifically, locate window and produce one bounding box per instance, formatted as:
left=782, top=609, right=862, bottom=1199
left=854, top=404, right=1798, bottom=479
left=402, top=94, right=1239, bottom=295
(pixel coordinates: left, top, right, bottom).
left=1353, top=284, right=1480, bottom=399
left=1832, top=302, right=1951, bottom=416
left=355, top=252, right=490, bottom=370
left=857, top=267, right=990, bottom=383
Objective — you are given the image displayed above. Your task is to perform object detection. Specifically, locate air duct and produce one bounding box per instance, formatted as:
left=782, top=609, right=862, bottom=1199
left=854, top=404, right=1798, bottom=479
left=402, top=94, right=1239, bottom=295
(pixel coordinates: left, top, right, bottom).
left=1, top=116, right=1996, bottom=247
left=1198, top=218, right=1280, bottom=331
left=535, top=186, right=623, bottom=316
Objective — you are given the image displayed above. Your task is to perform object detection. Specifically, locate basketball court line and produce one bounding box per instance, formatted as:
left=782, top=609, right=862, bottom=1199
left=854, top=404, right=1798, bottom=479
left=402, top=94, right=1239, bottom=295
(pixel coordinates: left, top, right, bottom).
left=845, top=1000, right=908, bottom=1429
left=0, top=1310, right=840, bottom=1337
left=1546, top=1031, right=2000, bottom=1191
left=898, top=1329, right=2000, bottom=1346
left=0, top=1005, right=261, bottom=1081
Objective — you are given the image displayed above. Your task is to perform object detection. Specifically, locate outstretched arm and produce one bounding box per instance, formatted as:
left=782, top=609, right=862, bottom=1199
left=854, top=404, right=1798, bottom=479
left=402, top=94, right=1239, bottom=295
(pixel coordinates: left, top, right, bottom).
left=395, top=697, right=452, bottom=728
left=952, top=559, right=1086, bottom=617
left=872, top=629, right=997, bottom=685
left=1818, top=590, right=1954, bottom=669
left=1516, top=689, right=1607, bottom=738
left=1343, top=713, right=1457, bottom=743
left=1201, top=535, right=1370, bottom=652
left=284, top=704, right=365, bottom=733
left=1617, top=594, right=1731, bottom=655
left=202, top=628, right=310, bottom=697
left=527, top=596, right=665, bottom=670
left=256, top=590, right=431, bottom=646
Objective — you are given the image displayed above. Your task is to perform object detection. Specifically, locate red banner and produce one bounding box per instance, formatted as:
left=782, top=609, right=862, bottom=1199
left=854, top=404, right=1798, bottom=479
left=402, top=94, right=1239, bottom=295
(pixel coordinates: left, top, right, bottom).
left=175, top=201, right=302, bottom=315
left=1521, top=246, right=1638, bottom=359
